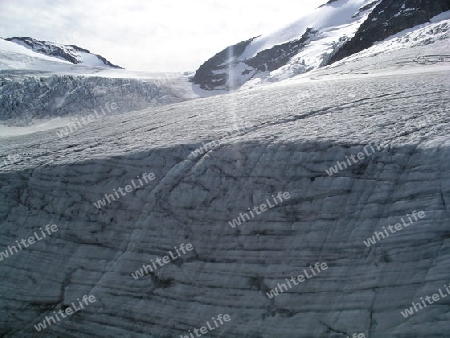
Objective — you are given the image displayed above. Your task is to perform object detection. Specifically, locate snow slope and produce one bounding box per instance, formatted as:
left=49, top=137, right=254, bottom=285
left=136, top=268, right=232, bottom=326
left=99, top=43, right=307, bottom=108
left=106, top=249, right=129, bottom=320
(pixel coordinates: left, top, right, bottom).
left=243, top=0, right=375, bottom=59
left=192, top=0, right=380, bottom=90
left=0, top=39, right=449, bottom=337
left=5, top=37, right=122, bottom=68
left=0, top=38, right=186, bottom=80
left=266, top=14, right=450, bottom=83
left=0, top=38, right=68, bottom=71
left=240, top=15, right=450, bottom=89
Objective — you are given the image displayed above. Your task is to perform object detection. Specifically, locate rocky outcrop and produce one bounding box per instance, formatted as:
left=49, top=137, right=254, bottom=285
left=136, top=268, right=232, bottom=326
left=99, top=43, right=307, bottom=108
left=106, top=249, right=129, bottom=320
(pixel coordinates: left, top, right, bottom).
left=192, top=29, right=318, bottom=90
left=245, top=28, right=316, bottom=72
left=191, top=37, right=257, bottom=90
left=329, top=0, right=450, bottom=64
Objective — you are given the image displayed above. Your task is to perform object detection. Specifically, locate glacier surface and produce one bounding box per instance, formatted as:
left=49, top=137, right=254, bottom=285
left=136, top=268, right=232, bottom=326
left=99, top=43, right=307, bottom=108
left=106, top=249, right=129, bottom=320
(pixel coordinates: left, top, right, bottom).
left=0, top=41, right=449, bottom=337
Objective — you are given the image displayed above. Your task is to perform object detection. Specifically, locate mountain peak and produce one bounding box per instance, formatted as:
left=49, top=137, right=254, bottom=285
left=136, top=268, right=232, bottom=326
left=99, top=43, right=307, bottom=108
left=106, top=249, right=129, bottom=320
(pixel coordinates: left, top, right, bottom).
left=5, top=36, right=123, bottom=69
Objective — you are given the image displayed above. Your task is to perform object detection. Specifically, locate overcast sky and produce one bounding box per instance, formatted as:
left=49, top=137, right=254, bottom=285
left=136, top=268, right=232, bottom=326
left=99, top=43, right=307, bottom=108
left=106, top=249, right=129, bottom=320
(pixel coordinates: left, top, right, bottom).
left=0, top=0, right=326, bottom=72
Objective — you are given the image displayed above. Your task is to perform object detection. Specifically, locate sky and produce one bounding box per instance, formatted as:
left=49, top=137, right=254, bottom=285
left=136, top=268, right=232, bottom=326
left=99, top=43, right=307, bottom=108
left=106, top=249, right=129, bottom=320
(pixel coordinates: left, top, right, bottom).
left=0, top=0, right=326, bottom=72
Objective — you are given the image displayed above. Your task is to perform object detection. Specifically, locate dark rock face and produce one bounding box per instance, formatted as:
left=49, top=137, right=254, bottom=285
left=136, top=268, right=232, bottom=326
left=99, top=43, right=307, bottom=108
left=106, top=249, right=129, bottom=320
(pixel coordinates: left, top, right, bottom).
left=92, top=53, right=123, bottom=69
left=245, top=28, right=316, bottom=72
left=5, top=37, right=123, bottom=69
left=191, top=37, right=256, bottom=90
left=191, top=29, right=316, bottom=90
left=328, top=0, right=450, bottom=64
left=319, top=0, right=341, bottom=8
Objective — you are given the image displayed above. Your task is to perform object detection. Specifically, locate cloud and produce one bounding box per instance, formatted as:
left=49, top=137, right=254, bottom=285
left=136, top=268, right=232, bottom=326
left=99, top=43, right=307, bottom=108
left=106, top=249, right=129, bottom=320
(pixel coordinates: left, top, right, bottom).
left=0, top=0, right=326, bottom=72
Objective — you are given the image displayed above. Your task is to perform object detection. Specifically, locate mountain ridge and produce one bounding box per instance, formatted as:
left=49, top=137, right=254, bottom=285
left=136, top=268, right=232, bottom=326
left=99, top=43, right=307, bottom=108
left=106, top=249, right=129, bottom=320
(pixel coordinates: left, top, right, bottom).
left=5, top=36, right=123, bottom=69
left=192, top=0, right=450, bottom=91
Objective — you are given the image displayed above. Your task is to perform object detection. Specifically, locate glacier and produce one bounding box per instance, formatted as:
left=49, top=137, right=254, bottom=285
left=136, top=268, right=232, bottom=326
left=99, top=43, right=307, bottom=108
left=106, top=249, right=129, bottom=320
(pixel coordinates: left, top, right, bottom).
left=0, top=40, right=449, bottom=338
left=0, top=37, right=193, bottom=130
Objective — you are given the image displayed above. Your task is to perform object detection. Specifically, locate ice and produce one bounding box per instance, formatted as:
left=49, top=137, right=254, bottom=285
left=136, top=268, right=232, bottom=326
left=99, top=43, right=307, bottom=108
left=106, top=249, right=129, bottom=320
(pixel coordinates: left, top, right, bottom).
left=0, top=40, right=449, bottom=336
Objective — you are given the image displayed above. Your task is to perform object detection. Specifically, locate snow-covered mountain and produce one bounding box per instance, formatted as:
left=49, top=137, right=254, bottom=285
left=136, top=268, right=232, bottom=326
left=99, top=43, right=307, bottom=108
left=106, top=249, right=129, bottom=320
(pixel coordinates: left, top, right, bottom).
left=192, top=0, right=450, bottom=90
left=4, top=37, right=123, bottom=69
